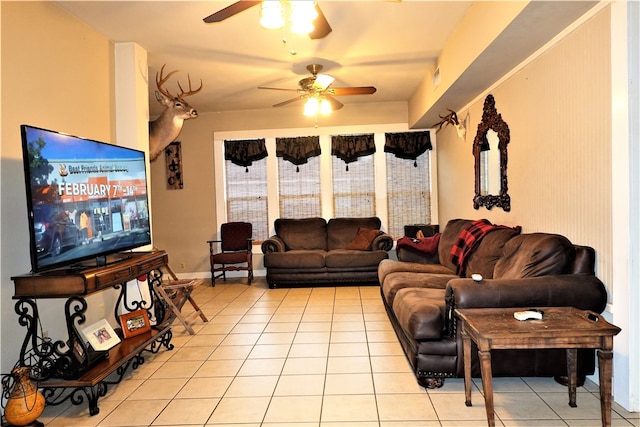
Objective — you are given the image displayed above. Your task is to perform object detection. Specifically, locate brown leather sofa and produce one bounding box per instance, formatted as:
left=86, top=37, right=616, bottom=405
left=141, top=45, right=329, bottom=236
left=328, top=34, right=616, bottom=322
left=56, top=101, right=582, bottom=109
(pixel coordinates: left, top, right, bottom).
left=261, top=217, right=393, bottom=288
left=379, top=218, right=608, bottom=388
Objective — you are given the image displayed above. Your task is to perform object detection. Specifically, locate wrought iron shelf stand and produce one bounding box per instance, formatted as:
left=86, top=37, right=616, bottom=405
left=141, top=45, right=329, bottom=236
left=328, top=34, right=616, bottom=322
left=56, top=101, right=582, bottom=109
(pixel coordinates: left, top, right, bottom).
left=11, top=250, right=174, bottom=416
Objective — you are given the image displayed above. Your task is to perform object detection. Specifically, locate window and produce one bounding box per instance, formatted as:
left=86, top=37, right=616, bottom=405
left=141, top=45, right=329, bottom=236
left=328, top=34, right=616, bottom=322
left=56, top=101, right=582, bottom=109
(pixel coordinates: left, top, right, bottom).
left=216, top=126, right=436, bottom=241
left=332, top=154, right=375, bottom=217
left=385, top=151, right=432, bottom=238
left=224, top=158, right=269, bottom=241
left=278, top=156, right=321, bottom=218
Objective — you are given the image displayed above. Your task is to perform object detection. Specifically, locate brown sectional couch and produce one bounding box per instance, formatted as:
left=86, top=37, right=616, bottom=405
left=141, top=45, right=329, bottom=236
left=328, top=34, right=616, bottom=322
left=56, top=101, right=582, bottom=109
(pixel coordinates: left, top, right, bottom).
left=379, top=218, right=608, bottom=388
left=261, top=217, right=393, bottom=288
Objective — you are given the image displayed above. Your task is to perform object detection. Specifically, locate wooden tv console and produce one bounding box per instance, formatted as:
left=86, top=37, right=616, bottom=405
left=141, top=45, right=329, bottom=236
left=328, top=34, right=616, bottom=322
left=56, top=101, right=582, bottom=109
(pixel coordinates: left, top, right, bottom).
left=11, top=250, right=174, bottom=416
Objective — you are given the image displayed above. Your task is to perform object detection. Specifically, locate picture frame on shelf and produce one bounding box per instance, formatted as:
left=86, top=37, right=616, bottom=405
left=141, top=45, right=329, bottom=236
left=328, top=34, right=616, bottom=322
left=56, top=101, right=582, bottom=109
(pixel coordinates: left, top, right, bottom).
left=81, top=319, right=121, bottom=351
left=69, top=339, right=86, bottom=364
left=119, top=309, right=151, bottom=339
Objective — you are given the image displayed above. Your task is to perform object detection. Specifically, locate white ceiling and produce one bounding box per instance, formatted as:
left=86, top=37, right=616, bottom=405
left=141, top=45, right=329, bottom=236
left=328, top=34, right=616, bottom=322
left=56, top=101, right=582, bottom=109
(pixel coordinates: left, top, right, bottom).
left=55, top=1, right=472, bottom=117
left=55, top=1, right=598, bottom=125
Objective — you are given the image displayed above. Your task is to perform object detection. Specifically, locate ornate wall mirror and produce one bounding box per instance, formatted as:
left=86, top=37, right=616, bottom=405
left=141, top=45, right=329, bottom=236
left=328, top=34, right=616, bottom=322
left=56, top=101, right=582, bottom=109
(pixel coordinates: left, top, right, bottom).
left=473, top=94, right=511, bottom=211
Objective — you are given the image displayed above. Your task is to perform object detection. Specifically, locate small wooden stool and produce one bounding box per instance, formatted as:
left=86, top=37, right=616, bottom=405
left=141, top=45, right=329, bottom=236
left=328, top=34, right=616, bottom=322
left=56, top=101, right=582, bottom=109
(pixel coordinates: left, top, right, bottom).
left=153, top=265, right=208, bottom=334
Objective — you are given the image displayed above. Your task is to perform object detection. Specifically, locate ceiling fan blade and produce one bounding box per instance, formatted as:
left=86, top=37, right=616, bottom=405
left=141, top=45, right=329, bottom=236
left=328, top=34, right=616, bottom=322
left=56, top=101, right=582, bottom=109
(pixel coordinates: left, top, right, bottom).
left=273, top=96, right=304, bottom=107
left=258, top=86, right=300, bottom=92
left=325, top=95, right=344, bottom=111
left=309, top=4, right=332, bottom=39
left=203, top=1, right=261, bottom=23
left=329, top=86, right=377, bottom=96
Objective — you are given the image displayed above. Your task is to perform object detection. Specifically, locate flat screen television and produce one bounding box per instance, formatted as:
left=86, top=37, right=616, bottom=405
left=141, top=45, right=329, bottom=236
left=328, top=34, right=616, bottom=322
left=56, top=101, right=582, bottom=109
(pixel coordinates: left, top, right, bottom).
left=20, top=124, right=152, bottom=273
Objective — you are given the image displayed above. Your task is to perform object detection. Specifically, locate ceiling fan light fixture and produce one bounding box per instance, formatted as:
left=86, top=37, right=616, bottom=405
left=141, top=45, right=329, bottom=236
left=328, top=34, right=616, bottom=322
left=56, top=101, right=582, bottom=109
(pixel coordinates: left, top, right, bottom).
left=260, top=1, right=285, bottom=30
left=303, top=96, right=332, bottom=116
left=290, top=19, right=314, bottom=35
left=290, top=1, right=317, bottom=34
left=319, top=98, right=332, bottom=115
left=303, top=97, right=319, bottom=116
left=290, top=1, right=318, bottom=21
left=314, top=74, right=334, bottom=90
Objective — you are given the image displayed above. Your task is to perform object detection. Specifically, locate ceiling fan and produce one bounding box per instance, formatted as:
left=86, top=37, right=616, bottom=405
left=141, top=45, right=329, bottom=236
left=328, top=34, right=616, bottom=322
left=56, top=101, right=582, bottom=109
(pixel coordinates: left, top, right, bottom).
left=203, top=1, right=332, bottom=40
left=258, top=64, right=377, bottom=113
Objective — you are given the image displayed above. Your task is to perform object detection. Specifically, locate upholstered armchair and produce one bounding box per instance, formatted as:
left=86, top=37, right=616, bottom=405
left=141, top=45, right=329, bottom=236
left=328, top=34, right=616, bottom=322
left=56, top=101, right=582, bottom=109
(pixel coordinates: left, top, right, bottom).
left=208, top=222, right=253, bottom=286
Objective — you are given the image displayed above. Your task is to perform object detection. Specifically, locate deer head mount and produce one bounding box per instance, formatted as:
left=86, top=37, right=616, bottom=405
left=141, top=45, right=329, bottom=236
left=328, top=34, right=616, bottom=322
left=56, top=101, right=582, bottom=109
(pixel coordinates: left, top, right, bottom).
left=148, top=65, right=203, bottom=162
left=432, top=109, right=466, bottom=138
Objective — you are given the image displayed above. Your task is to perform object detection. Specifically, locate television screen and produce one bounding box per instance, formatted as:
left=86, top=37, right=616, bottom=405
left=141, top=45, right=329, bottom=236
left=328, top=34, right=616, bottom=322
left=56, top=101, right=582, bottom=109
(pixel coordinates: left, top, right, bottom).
left=20, top=124, right=151, bottom=272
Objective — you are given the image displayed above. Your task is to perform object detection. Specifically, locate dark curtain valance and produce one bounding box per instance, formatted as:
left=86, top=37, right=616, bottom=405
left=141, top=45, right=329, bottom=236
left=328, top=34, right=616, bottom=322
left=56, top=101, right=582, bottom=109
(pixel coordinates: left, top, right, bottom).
left=384, top=131, right=432, bottom=166
left=331, top=134, right=375, bottom=171
left=276, top=136, right=321, bottom=172
left=224, top=139, right=268, bottom=171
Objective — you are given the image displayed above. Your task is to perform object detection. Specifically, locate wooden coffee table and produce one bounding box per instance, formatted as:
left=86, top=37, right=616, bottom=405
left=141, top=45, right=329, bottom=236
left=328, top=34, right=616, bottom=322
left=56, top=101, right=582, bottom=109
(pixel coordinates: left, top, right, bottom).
left=456, top=307, right=621, bottom=427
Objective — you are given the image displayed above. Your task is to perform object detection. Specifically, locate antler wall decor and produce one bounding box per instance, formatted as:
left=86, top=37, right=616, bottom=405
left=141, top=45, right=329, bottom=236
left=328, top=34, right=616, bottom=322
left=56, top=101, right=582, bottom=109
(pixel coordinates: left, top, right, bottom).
left=148, top=65, right=203, bottom=162
left=431, top=109, right=466, bottom=138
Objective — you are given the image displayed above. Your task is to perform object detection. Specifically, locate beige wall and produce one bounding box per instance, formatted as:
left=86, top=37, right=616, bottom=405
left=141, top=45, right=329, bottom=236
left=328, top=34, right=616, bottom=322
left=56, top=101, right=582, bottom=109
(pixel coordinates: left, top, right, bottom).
left=149, top=115, right=217, bottom=274
left=436, top=8, right=612, bottom=297
left=1, top=2, right=114, bottom=373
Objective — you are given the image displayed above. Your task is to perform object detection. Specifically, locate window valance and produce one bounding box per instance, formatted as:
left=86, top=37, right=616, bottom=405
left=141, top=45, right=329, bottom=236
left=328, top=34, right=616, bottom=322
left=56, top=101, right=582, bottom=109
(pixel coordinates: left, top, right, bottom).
left=276, top=136, right=321, bottom=172
left=224, top=139, right=268, bottom=172
left=384, top=131, right=432, bottom=166
left=331, top=134, right=375, bottom=171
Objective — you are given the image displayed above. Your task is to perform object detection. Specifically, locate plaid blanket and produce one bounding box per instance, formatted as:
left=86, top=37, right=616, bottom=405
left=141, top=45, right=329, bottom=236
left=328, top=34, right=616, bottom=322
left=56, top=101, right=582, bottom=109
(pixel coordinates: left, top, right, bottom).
left=450, top=219, right=521, bottom=276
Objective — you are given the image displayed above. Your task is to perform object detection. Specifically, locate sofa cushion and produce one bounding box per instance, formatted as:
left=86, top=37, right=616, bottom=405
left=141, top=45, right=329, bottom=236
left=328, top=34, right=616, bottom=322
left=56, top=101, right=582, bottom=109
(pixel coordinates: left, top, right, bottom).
left=275, top=217, right=327, bottom=250
left=464, top=228, right=520, bottom=278
left=346, top=228, right=383, bottom=250
left=437, top=219, right=472, bottom=273
left=382, top=271, right=457, bottom=306
left=325, top=249, right=388, bottom=268
left=493, top=233, right=576, bottom=279
left=378, top=259, right=454, bottom=285
left=396, top=246, right=440, bottom=264
left=392, top=287, right=446, bottom=340
left=264, top=250, right=326, bottom=269
left=327, top=217, right=382, bottom=250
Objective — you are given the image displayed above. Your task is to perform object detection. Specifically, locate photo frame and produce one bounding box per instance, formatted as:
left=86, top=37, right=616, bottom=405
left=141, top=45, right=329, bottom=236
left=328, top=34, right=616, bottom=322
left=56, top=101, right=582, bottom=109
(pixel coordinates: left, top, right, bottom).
left=81, top=319, right=121, bottom=351
left=119, top=309, right=151, bottom=339
left=68, top=338, right=86, bottom=364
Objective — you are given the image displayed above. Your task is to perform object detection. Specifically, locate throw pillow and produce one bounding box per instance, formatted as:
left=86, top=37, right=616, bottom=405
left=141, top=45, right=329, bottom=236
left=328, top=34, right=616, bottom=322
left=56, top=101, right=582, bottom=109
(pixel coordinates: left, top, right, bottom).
left=346, top=228, right=383, bottom=251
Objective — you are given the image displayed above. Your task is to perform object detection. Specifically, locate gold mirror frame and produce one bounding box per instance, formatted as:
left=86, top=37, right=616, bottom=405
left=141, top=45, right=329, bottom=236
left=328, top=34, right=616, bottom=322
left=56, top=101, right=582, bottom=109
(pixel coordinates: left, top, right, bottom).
left=473, top=94, right=511, bottom=211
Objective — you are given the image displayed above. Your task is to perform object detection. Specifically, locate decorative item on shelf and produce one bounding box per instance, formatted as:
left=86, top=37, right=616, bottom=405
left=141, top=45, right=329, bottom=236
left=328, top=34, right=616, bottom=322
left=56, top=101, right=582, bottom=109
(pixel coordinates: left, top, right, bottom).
left=2, top=366, right=45, bottom=427
left=80, top=319, right=121, bottom=352
left=165, top=141, right=183, bottom=190
left=119, top=309, right=152, bottom=339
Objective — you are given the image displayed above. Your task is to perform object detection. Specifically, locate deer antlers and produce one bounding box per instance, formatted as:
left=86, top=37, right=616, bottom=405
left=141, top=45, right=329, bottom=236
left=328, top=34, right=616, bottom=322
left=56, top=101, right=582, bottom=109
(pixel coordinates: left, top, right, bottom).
left=156, top=64, right=203, bottom=100
left=432, top=109, right=459, bottom=133
left=431, top=109, right=466, bottom=138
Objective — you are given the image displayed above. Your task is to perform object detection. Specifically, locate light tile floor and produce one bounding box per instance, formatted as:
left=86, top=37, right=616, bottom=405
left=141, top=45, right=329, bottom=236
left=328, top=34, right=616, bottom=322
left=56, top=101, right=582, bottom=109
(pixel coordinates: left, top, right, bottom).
left=39, top=277, right=639, bottom=426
